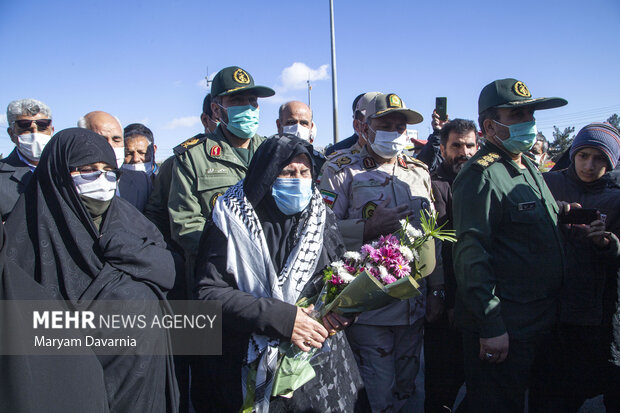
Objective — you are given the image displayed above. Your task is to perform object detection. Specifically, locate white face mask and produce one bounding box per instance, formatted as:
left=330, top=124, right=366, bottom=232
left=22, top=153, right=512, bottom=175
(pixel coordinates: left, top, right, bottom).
left=17, top=132, right=52, bottom=161
left=72, top=171, right=117, bottom=201
left=113, top=147, right=125, bottom=167
left=122, top=162, right=154, bottom=175
left=369, top=128, right=408, bottom=159
left=282, top=123, right=312, bottom=142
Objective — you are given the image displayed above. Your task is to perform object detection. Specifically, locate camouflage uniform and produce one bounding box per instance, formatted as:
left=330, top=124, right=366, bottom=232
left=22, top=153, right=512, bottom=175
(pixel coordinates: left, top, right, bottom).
left=318, top=147, right=443, bottom=412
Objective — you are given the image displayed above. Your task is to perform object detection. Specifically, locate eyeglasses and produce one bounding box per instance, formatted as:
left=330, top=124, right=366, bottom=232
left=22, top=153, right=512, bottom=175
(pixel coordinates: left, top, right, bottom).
left=14, top=119, right=52, bottom=130
left=72, top=169, right=119, bottom=182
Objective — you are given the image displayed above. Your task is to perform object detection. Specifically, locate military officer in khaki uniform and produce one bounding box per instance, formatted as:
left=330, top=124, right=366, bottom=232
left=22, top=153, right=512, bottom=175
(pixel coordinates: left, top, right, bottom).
left=319, top=93, right=443, bottom=412
left=168, top=66, right=275, bottom=266
left=452, top=78, right=568, bottom=412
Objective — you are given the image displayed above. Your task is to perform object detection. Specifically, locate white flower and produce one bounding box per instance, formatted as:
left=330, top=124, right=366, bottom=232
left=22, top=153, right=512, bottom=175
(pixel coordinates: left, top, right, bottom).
left=339, top=271, right=356, bottom=283
left=378, top=265, right=388, bottom=277
left=343, top=251, right=362, bottom=263
left=407, top=226, right=423, bottom=239
left=371, top=241, right=379, bottom=248
left=412, top=248, right=420, bottom=261
left=331, top=260, right=345, bottom=274
left=399, top=245, right=414, bottom=262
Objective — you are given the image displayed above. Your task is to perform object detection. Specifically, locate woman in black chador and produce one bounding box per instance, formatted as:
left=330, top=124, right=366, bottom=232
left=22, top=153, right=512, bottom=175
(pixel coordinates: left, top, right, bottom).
left=4, top=128, right=179, bottom=413
left=193, top=135, right=365, bottom=412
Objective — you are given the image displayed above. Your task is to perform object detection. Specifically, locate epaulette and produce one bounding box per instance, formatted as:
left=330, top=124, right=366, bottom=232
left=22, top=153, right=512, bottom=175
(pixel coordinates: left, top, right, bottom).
left=173, top=134, right=207, bottom=156
left=325, top=153, right=357, bottom=172
left=473, top=152, right=501, bottom=169
left=399, top=154, right=429, bottom=171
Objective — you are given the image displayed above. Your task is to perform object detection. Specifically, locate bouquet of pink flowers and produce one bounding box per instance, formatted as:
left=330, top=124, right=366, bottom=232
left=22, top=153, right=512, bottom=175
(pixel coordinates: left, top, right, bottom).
left=270, top=211, right=456, bottom=398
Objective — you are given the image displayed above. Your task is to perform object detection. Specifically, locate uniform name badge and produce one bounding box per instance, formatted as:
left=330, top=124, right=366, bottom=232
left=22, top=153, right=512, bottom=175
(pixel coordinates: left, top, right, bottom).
left=517, top=201, right=536, bottom=211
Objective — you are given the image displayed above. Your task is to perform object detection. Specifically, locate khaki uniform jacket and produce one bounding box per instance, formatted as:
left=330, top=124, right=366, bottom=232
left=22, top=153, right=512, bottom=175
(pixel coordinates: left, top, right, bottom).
left=168, top=126, right=265, bottom=259
left=452, top=141, right=565, bottom=340
left=318, top=147, right=442, bottom=325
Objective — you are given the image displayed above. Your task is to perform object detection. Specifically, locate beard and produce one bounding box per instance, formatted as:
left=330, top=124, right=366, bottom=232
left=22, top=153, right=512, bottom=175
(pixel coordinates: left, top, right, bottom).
left=446, top=155, right=470, bottom=174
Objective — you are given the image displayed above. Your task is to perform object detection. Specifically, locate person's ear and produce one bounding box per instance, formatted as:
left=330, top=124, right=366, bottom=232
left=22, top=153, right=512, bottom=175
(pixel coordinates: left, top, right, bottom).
left=484, top=119, right=496, bottom=138
left=8, top=127, right=18, bottom=145
left=440, top=144, right=447, bottom=158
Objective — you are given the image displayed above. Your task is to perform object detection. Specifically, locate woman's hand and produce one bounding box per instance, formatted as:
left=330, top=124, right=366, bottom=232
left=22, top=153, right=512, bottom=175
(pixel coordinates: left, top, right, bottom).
left=322, top=312, right=353, bottom=335
left=291, top=305, right=328, bottom=352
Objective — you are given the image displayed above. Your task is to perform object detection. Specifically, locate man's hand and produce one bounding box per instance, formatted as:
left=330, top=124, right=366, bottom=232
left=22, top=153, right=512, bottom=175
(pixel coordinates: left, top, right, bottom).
left=363, top=198, right=411, bottom=242
left=431, top=110, right=449, bottom=132
left=322, top=312, right=354, bottom=335
left=586, top=219, right=611, bottom=248
left=291, top=306, right=328, bottom=352
left=425, top=288, right=445, bottom=323
left=479, top=332, right=509, bottom=363
left=556, top=201, right=581, bottom=216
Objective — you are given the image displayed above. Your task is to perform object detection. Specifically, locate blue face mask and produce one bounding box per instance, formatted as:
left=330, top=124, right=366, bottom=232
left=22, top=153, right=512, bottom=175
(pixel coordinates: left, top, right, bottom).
left=220, top=104, right=259, bottom=139
left=271, top=178, right=313, bottom=215
left=494, top=120, right=537, bottom=154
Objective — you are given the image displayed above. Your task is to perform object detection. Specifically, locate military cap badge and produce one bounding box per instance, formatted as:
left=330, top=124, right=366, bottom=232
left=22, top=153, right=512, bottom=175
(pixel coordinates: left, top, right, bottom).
left=388, top=94, right=402, bottom=108
left=513, top=81, right=531, bottom=98
left=233, top=69, right=250, bottom=84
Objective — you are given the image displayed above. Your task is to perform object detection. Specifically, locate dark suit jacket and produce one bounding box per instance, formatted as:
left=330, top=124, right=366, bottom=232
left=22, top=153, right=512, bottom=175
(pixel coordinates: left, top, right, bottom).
left=0, top=149, right=33, bottom=221
left=118, top=169, right=153, bottom=213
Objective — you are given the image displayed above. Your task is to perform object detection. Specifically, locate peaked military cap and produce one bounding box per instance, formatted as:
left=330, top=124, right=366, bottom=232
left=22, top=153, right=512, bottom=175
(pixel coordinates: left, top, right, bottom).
left=210, top=66, right=275, bottom=98
left=478, top=78, right=567, bottom=114
left=366, top=93, right=423, bottom=125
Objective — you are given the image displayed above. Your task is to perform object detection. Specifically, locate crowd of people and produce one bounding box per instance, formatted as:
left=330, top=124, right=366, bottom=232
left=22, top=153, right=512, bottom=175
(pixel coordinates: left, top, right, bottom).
left=0, top=65, right=619, bottom=413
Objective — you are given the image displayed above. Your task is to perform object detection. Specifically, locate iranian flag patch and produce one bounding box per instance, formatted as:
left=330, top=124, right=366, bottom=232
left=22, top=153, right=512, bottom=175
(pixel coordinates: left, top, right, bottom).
left=320, top=190, right=338, bottom=208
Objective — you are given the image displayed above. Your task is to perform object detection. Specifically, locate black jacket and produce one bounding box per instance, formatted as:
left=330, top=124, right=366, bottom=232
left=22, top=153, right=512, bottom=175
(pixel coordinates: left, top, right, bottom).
left=0, top=149, right=33, bottom=221
left=544, top=167, right=620, bottom=326
left=431, top=162, right=457, bottom=308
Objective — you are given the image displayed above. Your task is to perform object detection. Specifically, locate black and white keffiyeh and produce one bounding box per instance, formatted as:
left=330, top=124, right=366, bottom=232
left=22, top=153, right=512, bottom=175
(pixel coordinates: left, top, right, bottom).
left=211, top=180, right=326, bottom=412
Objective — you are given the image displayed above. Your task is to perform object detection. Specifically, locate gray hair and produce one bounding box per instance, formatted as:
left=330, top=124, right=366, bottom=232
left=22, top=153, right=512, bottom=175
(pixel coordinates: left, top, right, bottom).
left=7, top=98, right=52, bottom=125
left=77, top=116, right=88, bottom=129
left=77, top=113, right=123, bottom=130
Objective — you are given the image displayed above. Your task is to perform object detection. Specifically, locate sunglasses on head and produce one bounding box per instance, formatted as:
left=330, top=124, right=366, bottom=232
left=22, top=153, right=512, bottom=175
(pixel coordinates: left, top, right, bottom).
left=14, top=119, right=52, bottom=130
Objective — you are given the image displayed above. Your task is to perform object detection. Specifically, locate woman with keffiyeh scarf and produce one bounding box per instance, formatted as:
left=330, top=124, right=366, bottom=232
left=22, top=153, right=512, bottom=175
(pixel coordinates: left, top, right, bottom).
left=193, top=135, right=365, bottom=412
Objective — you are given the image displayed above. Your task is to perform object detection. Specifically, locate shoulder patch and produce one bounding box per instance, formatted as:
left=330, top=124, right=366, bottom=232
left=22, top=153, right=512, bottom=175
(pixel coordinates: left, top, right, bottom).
left=210, top=145, right=222, bottom=157
left=362, top=202, right=377, bottom=219
left=320, top=190, right=338, bottom=208
left=210, top=192, right=224, bottom=209
left=350, top=149, right=361, bottom=155
left=398, top=157, right=408, bottom=169
left=363, top=157, right=377, bottom=169
left=174, top=135, right=207, bottom=155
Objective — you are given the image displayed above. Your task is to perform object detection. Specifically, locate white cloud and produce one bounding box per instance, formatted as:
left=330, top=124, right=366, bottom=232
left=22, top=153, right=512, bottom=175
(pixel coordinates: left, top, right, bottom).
left=165, top=116, right=200, bottom=129
left=279, top=62, right=329, bottom=92
left=0, top=114, right=6, bottom=126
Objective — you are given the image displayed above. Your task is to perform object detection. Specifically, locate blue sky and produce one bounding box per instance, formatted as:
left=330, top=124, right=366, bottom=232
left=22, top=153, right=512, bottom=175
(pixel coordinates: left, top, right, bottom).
left=1, top=0, right=619, bottom=160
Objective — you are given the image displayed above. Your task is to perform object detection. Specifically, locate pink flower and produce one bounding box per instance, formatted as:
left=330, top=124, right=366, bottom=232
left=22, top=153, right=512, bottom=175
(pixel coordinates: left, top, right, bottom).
left=381, top=274, right=398, bottom=284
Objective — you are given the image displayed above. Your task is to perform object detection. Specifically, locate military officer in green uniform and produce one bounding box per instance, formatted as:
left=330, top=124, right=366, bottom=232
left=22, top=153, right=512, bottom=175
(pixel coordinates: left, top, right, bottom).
left=168, top=66, right=275, bottom=266
left=452, top=78, right=568, bottom=412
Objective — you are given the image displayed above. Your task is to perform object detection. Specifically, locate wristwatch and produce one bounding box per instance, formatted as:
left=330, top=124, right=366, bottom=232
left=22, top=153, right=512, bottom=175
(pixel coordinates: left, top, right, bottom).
left=431, top=289, right=446, bottom=300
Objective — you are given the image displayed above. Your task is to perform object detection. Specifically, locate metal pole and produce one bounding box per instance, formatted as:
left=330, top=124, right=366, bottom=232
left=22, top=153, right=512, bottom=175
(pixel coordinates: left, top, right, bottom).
left=307, top=79, right=312, bottom=108
left=329, top=0, right=339, bottom=143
